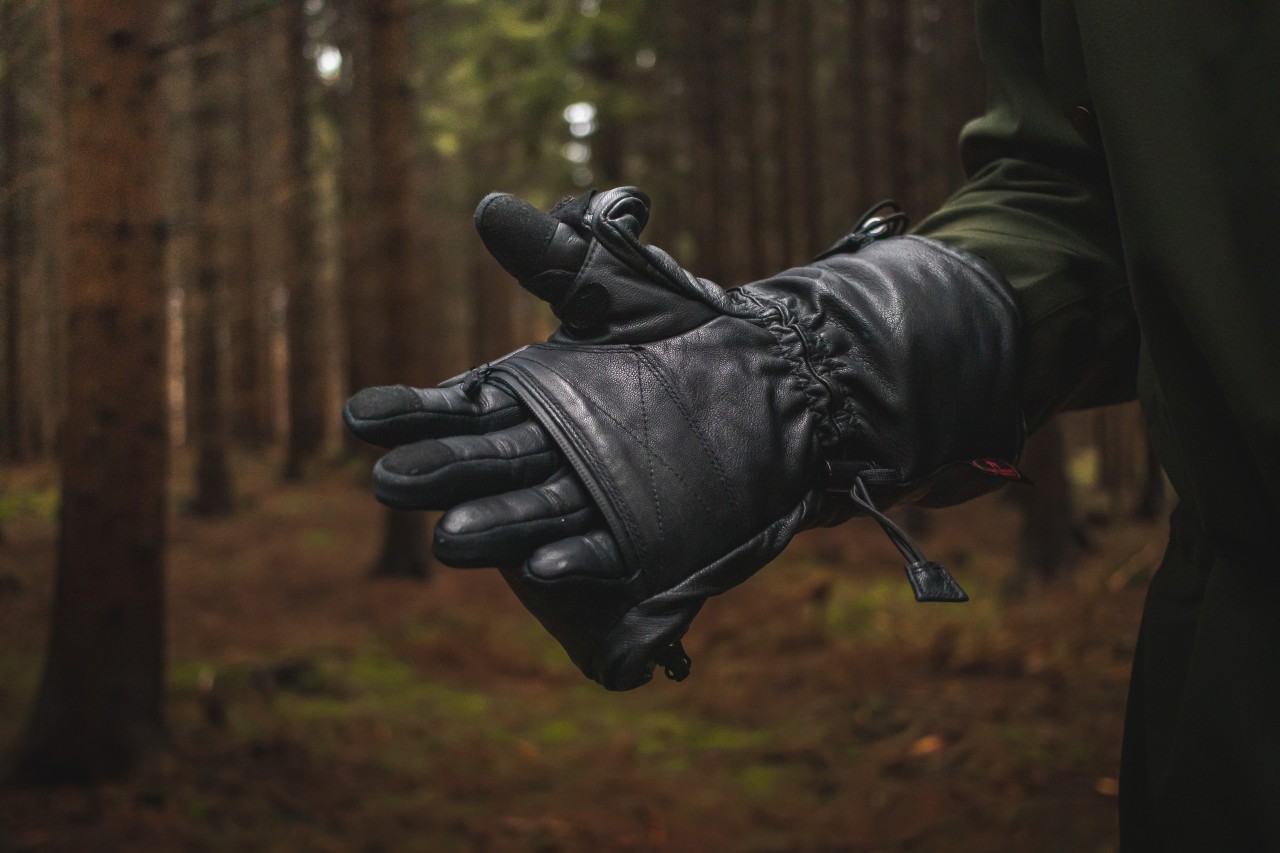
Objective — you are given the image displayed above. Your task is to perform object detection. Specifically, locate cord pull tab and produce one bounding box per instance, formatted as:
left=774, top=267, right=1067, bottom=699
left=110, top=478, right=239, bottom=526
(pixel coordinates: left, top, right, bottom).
left=844, top=475, right=971, bottom=605
left=905, top=560, right=969, bottom=603
left=655, top=640, right=691, bottom=682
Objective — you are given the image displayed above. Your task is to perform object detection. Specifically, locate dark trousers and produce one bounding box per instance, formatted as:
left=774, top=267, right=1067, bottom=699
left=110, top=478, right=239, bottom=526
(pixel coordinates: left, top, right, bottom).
left=1119, top=507, right=1280, bottom=852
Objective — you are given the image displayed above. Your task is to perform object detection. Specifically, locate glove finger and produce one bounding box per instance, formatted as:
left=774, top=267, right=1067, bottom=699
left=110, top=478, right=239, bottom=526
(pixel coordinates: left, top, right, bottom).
left=474, top=192, right=590, bottom=284
left=525, top=529, right=627, bottom=583
left=343, top=382, right=526, bottom=448
left=432, top=468, right=599, bottom=568
left=373, top=421, right=562, bottom=510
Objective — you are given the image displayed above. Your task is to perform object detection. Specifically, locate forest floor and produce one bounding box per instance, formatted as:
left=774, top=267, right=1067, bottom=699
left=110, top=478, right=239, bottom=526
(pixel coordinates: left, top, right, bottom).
left=0, top=454, right=1165, bottom=853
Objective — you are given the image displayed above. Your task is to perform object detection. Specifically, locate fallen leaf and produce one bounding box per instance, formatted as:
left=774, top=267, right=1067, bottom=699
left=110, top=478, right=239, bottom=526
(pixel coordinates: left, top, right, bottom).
left=909, top=734, right=945, bottom=757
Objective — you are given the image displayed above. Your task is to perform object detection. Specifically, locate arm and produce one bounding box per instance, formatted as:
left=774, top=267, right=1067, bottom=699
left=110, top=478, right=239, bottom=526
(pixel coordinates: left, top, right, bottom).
left=347, top=189, right=1026, bottom=690
left=914, top=0, right=1138, bottom=430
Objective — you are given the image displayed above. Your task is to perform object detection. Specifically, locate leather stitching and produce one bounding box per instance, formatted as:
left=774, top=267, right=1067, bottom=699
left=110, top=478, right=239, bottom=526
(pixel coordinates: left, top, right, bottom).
left=637, top=352, right=665, bottom=547
left=635, top=349, right=742, bottom=516
left=499, top=358, right=650, bottom=570
left=506, top=354, right=705, bottom=520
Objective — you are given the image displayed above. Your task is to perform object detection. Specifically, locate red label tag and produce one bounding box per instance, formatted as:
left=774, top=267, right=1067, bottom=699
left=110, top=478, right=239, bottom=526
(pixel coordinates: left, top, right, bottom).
left=969, top=458, right=1030, bottom=482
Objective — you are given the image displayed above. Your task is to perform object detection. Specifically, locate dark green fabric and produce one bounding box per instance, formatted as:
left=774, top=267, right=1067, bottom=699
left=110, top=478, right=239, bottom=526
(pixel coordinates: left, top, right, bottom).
left=914, top=2, right=1280, bottom=849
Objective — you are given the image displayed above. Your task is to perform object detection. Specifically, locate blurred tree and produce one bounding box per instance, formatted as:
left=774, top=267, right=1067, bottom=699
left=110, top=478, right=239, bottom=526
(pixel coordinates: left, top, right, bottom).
left=7, top=0, right=169, bottom=783
left=0, top=0, right=61, bottom=462
left=186, top=0, right=235, bottom=515
left=779, top=0, right=822, bottom=259
left=683, top=0, right=726, bottom=280
left=282, top=0, right=327, bottom=480
left=229, top=3, right=276, bottom=447
left=368, top=0, right=429, bottom=578
left=1, top=0, right=20, bottom=462
left=856, top=0, right=908, bottom=205
left=1013, top=419, right=1083, bottom=585
left=337, top=0, right=379, bottom=411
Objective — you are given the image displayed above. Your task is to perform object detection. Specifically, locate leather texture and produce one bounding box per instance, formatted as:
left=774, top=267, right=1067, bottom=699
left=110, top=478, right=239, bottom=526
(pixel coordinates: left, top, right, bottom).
left=455, top=187, right=1025, bottom=690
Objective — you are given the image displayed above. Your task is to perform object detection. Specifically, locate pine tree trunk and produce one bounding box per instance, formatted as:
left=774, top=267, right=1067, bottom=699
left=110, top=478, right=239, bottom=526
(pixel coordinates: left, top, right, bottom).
left=787, top=0, right=821, bottom=257
left=228, top=14, right=271, bottom=447
left=743, top=2, right=771, bottom=278
left=367, top=0, right=428, bottom=579
left=1014, top=419, right=1081, bottom=585
left=37, top=0, right=67, bottom=459
left=858, top=0, right=909, bottom=204
left=1, top=0, right=22, bottom=461
left=338, top=0, right=381, bottom=405
left=767, top=0, right=797, bottom=265
left=187, top=0, right=235, bottom=514
left=469, top=144, right=519, bottom=364
left=282, top=0, right=326, bottom=479
left=6, top=0, right=169, bottom=783
left=686, top=1, right=724, bottom=280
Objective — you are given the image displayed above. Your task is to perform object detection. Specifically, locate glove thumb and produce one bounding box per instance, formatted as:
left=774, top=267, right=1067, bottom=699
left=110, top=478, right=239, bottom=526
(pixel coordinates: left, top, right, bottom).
left=474, top=192, right=592, bottom=301
left=475, top=187, right=722, bottom=342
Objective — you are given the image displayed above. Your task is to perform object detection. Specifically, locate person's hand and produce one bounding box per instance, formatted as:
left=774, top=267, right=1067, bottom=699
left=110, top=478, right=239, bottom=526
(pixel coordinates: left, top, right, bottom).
left=346, top=187, right=1026, bottom=690
left=343, top=378, right=623, bottom=578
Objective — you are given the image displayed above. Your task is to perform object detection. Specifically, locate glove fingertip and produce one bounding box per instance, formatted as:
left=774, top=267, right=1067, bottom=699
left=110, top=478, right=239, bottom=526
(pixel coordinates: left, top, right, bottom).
left=474, top=192, right=562, bottom=281
left=344, top=385, right=422, bottom=426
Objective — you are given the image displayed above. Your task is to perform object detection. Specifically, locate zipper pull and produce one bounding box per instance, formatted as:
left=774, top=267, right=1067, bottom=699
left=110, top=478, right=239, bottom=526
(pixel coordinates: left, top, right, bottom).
left=459, top=363, right=493, bottom=399
left=654, top=640, right=691, bottom=682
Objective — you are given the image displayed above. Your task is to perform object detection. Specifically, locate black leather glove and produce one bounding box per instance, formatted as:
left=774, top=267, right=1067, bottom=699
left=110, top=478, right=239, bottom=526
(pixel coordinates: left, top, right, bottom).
left=345, top=187, right=1025, bottom=691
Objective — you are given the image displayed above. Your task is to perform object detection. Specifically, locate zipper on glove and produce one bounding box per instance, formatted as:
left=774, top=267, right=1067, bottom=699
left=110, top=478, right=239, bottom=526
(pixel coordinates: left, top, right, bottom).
left=830, top=467, right=969, bottom=603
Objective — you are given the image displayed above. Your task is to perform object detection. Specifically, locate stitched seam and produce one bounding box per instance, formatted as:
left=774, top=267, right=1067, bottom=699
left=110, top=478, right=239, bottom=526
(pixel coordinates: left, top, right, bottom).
left=451, top=506, right=594, bottom=537
left=504, top=350, right=701, bottom=504
left=571, top=238, right=608, bottom=291
left=635, top=349, right=743, bottom=515
left=516, top=356, right=701, bottom=498
left=501, top=357, right=650, bottom=568
left=638, top=354, right=665, bottom=544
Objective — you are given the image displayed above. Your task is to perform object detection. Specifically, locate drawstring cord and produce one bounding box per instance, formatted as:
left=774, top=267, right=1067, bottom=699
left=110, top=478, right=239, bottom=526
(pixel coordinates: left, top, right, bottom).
left=813, top=200, right=910, bottom=261
left=839, top=471, right=970, bottom=603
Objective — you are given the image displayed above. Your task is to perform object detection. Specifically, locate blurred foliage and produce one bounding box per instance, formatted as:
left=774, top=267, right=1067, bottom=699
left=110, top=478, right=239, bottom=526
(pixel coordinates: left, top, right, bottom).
left=409, top=0, right=655, bottom=204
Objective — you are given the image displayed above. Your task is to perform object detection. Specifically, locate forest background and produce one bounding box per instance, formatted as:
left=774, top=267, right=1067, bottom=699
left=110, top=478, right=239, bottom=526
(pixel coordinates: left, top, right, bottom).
left=1, top=1, right=1166, bottom=850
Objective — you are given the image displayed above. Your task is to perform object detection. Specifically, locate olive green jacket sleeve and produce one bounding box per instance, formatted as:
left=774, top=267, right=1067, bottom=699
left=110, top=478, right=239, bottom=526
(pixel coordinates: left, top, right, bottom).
left=912, top=0, right=1138, bottom=432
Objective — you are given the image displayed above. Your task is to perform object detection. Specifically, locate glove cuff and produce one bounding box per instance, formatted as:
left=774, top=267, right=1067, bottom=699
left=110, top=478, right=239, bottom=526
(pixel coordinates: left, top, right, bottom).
left=739, top=232, right=1026, bottom=506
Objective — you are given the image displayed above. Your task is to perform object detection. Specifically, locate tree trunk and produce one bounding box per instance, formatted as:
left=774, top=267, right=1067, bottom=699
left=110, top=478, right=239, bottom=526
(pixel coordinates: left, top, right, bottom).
left=2, top=0, right=16, bottom=461
left=743, top=2, right=771, bottom=278
left=767, top=0, right=796, bottom=266
left=685, top=0, right=724, bottom=280
left=338, top=0, right=380, bottom=405
left=367, top=0, right=429, bottom=579
left=858, top=0, right=909, bottom=204
left=228, top=12, right=272, bottom=447
left=786, top=0, right=821, bottom=257
left=282, top=0, right=326, bottom=479
left=187, top=0, right=235, bottom=514
left=1014, top=419, right=1082, bottom=586
left=1, top=0, right=22, bottom=461
left=373, top=508, right=429, bottom=579
left=6, top=0, right=169, bottom=783
left=1095, top=403, right=1141, bottom=520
